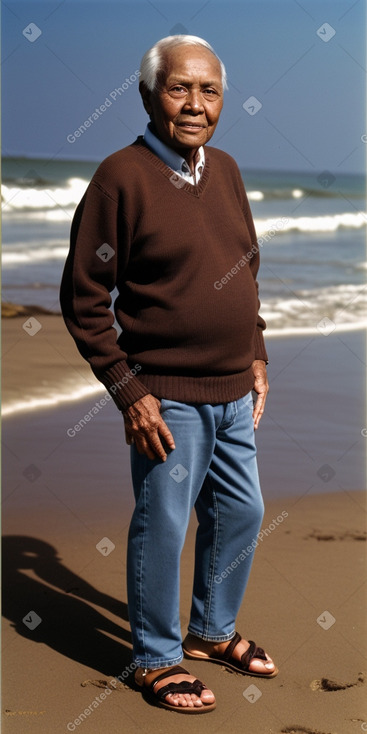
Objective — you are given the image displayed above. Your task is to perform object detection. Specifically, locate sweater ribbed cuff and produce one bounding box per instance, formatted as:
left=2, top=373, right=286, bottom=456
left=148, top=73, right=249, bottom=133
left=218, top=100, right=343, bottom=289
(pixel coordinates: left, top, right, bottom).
left=254, top=327, right=268, bottom=364
left=101, top=361, right=150, bottom=411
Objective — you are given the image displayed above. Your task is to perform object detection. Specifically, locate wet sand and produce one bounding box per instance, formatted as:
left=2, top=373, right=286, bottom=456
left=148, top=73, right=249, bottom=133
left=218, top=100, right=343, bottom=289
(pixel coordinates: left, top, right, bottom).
left=2, top=316, right=366, bottom=733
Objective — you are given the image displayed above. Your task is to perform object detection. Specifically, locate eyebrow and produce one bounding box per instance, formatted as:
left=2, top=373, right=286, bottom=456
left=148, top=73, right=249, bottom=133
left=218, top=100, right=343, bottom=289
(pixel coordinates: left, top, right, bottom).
left=167, top=78, right=221, bottom=88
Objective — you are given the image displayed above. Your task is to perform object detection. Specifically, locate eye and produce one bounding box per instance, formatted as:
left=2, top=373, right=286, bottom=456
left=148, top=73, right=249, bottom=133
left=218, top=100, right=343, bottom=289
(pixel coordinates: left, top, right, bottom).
left=170, top=85, right=187, bottom=93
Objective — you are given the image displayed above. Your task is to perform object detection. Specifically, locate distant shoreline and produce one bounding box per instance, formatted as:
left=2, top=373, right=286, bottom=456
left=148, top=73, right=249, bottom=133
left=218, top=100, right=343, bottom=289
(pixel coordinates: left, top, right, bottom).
left=2, top=312, right=366, bottom=455
left=3, top=155, right=365, bottom=179
left=2, top=303, right=365, bottom=339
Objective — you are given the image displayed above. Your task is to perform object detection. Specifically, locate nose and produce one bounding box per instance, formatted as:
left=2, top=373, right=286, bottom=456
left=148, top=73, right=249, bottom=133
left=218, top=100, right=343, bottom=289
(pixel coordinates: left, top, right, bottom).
left=184, top=88, right=204, bottom=114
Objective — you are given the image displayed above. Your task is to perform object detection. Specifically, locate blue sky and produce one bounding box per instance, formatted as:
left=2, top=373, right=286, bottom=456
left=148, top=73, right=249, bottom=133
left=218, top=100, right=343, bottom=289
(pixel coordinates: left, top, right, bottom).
left=2, top=0, right=366, bottom=172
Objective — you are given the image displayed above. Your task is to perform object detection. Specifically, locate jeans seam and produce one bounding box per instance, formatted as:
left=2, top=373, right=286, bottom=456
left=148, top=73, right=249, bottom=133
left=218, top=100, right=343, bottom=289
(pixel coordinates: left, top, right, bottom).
left=202, top=477, right=220, bottom=638
left=135, top=654, right=183, bottom=668
left=137, top=475, right=148, bottom=656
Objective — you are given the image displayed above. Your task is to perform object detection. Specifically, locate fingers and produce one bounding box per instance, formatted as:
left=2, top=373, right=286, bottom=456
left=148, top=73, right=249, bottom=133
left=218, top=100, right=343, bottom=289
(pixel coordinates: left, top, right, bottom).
left=146, top=425, right=171, bottom=461
left=127, top=426, right=167, bottom=461
left=253, top=391, right=266, bottom=430
left=134, top=417, right=175, bottom=461
left=252, top=360, right=269, bottom=430
left=123, top=394, right=175, bottom=461
left=158, top=420, right=176, bottom=451
left=135, top=435, right=158, bottom=460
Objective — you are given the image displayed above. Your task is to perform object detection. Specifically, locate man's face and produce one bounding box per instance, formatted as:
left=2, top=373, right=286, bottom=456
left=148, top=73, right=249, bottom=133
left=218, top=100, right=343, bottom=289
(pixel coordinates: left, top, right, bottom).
left=141, top=45, right=224, bottom=154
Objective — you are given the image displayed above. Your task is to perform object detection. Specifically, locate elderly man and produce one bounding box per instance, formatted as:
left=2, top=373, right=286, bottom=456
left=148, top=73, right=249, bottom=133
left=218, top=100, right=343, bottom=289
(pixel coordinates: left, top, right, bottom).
left=60, top=35, right=277, bottom=714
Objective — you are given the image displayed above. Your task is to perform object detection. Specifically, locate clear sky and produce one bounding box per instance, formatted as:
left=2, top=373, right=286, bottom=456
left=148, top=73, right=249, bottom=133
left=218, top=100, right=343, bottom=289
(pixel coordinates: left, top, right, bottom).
left=2, top=0, right=366, bottom=172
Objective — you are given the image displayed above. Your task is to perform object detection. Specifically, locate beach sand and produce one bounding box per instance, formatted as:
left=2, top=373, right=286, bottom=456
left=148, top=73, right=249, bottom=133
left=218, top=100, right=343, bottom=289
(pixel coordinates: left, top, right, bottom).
left=2, top=316, right=366, bottom=733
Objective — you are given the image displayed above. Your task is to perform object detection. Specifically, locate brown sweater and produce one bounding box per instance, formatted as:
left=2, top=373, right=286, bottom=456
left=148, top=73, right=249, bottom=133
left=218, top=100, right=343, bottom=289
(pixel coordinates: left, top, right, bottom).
left=60, top=137, right=268, bottom=411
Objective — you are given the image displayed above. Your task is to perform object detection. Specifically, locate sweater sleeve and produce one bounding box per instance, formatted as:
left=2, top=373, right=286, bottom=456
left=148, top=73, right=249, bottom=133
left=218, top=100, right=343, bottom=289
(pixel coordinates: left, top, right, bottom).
left=60, top=179, right=150, bottom=411
left=239, top=174, right=269, bottom=364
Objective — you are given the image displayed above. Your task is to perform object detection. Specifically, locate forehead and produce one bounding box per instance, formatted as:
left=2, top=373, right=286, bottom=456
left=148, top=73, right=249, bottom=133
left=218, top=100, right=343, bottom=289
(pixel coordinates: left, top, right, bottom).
left=160, top=45, right=222, bottom=84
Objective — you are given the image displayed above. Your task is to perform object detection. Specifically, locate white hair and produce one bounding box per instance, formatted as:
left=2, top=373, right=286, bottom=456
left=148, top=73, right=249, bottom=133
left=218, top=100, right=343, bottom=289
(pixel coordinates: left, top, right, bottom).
left=139, top=35, right=228, bottom=92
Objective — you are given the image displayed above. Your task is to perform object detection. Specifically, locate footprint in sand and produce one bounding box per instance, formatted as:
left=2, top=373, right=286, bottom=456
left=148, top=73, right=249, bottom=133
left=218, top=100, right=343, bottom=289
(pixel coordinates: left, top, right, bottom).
left=306, top=530, right=366, bottom=541
left=310, top=672, right=365, bottom=691
left=81, top=678, right=128, bottom=691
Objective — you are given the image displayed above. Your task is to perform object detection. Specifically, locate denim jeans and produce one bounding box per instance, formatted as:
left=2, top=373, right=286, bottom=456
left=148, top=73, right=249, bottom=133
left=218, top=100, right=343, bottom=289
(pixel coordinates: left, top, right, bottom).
left=127, top=393, right=264, bottom=669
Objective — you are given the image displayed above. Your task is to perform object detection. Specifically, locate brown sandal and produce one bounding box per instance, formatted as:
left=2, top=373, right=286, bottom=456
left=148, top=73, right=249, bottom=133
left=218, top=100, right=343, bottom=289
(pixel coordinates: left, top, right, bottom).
left=135, top=664, right=216, bottom=713
left=183, top=631, right=278, bottom=678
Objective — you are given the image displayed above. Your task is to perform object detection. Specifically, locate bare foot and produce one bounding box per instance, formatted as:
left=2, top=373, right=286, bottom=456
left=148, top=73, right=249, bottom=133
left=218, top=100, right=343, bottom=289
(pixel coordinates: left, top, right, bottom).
left=184, top=633, right=276, bottom=675
left=135, top=667, right=215, bottom=709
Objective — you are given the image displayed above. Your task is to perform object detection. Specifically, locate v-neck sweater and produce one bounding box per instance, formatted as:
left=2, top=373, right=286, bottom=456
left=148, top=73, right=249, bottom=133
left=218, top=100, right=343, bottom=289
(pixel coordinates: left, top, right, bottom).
left=60, top=137, right=268, bottom=411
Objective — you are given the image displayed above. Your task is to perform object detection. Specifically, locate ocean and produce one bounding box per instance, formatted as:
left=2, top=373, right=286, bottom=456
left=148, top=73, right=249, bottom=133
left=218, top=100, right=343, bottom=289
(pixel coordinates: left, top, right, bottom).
left=3, top=156, right=366, bottom=337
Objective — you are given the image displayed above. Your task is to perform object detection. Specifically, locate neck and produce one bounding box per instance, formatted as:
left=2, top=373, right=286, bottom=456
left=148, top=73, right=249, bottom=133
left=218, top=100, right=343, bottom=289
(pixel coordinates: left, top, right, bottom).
left=183, top=147, right=200, bottom=174
left=148, top=124, right=200, bottom=174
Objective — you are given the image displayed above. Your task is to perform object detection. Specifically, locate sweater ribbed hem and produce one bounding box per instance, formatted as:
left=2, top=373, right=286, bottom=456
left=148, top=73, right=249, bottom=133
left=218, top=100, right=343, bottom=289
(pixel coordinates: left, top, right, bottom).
left=134, top=368, right=255, bottom=406
left=254, top=327, right=269, bottom=363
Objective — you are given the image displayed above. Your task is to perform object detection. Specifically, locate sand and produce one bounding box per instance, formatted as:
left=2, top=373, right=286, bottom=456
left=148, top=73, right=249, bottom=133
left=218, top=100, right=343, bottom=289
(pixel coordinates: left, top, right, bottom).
left=2, top=315, right=366, bottom=733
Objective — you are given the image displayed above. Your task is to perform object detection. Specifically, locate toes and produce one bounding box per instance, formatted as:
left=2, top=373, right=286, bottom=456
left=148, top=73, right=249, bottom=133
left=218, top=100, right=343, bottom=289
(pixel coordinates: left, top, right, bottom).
left=194, top=698, right=204, bottom=707
left=152, top=672, right=215, bottom=709
left=166, top=692, right=184, bottom=707
left=249, top=655, right=275, bottom=674
left=201, top=688, right=215, bottom=703
left=165, top=691, right=210, bottom=708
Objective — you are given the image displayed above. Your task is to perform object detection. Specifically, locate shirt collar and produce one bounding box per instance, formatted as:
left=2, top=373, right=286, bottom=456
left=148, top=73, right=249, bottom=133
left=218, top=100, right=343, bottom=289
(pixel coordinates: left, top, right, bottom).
left=144, top=123, right=205, bottom=178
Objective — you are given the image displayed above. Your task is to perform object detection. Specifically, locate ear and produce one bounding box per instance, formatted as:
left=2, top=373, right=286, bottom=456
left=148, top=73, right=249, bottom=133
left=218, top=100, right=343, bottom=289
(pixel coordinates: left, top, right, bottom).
left=139, top=81, right=153, bottom=115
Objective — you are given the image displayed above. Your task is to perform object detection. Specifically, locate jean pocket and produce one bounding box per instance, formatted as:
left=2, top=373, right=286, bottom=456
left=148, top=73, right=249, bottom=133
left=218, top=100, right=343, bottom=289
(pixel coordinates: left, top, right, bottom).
left=242, top=391, right=254, bottom=411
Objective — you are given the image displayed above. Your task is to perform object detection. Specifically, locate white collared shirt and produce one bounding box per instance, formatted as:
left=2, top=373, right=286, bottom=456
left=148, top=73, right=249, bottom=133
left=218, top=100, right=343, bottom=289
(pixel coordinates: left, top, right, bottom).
left=144, top=124, right=205, bottom=186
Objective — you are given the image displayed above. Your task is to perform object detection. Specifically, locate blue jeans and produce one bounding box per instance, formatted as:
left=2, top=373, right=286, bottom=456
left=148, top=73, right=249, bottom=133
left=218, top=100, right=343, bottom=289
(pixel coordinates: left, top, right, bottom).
left=127, top=393, right=264, bottom=668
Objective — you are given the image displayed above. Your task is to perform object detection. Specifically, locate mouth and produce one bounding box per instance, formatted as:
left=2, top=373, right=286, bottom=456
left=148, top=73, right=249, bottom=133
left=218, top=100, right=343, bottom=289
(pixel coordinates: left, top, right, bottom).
left=177, top=122, right=206, bottom=131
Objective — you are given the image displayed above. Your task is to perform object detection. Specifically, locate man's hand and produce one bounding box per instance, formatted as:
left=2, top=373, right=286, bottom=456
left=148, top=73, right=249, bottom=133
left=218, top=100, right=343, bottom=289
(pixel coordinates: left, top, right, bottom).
left=252, top=360, right=269, bottom=430
left=123, top=394, right=175, bottom=461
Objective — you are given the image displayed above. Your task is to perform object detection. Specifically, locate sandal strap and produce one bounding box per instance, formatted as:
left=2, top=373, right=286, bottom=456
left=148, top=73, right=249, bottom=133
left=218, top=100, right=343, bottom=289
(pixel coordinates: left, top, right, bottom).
left=241, top=640, right=267, bottom=669
left=212, top=631, right=242, bottom=662
left=149, top=665, right=191, bottom=691
left=156, top=678, right=206, bottom=702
